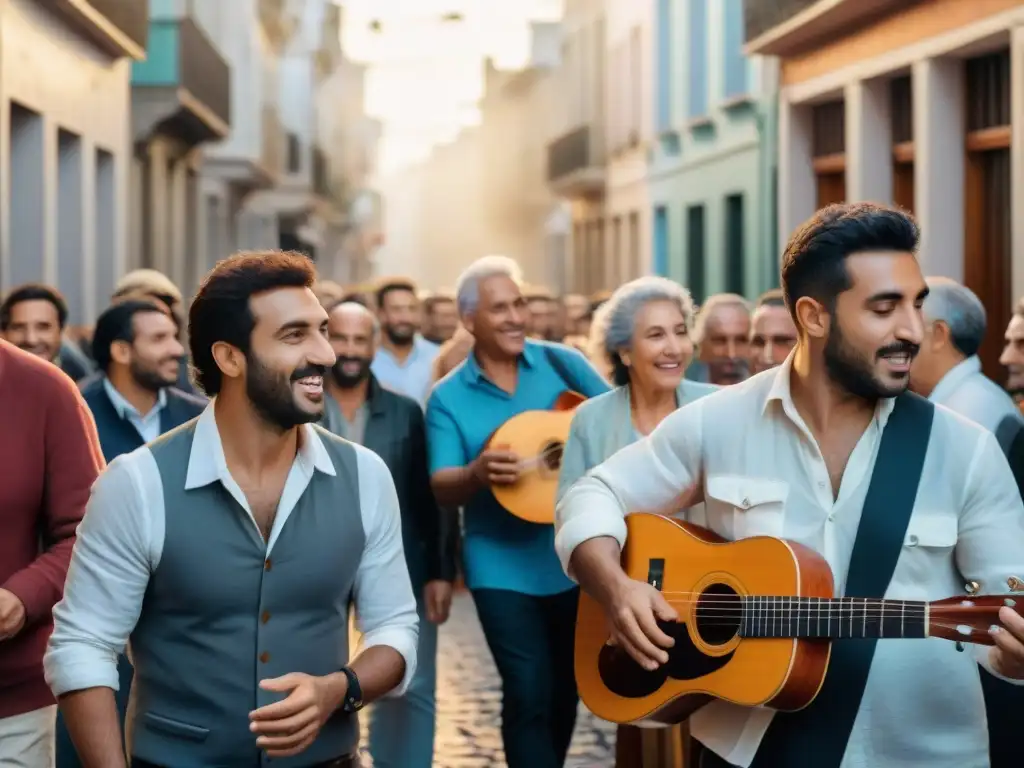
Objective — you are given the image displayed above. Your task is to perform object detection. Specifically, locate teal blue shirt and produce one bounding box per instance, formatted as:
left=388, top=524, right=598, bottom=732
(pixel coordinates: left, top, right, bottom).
left=425, top=339, right=610, bottom=595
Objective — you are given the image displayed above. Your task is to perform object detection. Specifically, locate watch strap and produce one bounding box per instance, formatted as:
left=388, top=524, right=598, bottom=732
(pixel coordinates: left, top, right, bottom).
left=340, top=666, right=363, bottom=713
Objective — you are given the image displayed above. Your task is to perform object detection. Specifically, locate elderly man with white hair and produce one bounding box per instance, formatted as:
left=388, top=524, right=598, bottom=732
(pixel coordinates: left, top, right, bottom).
left=909, top=277, right=1021, bottom=443
left=425, top=255, right=609, bottom=768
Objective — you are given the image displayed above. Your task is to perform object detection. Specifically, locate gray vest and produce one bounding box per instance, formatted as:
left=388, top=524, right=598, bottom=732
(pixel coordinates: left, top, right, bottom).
left=126, top=421, right=365, bottom=767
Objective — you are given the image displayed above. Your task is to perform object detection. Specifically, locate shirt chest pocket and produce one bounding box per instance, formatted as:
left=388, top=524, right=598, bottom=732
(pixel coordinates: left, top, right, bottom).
left=897, top=513, right=958, bottom=594
left=705, top=475, right=789, bottom=540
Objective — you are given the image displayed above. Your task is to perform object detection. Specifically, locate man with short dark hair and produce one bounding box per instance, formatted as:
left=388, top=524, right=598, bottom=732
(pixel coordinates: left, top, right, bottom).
left=0, top=284, right=94, bottom=381
left=749, top=289, right=798, bottom=375
left=420, top=292, right=458, bottom=345
left=47, top=251, right=418, bottom=768
left=324, top=301, right=456, bottom=768
left=557, top=203, right=1024, bottom=768
left=371, top=278, right=439, bottom=403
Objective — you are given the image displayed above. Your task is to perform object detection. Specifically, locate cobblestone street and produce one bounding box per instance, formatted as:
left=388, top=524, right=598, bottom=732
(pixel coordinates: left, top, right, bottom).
left=359, top=591, right=617, bottom=767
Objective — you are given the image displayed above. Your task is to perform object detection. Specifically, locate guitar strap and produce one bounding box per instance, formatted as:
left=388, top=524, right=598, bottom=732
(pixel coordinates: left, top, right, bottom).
left=747, top=391, right=935, bottom=768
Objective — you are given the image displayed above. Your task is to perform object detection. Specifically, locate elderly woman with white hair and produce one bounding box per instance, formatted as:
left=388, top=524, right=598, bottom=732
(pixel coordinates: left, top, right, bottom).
left=555, top=276, right=717, bottom=764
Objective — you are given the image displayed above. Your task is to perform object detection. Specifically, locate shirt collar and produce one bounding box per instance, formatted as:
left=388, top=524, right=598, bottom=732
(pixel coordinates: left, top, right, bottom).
left=184, top=400, right=337, bottom=490
left=929, top=355, right=981, bottom=403
left=763, top=351, right=896, bottom=430
left=103, top=376, right=167, bottom=420
left=462, top=338, right=537, bottom=384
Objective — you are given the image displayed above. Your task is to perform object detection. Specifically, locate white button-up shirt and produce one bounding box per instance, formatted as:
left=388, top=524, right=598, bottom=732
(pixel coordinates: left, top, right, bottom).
left=929, top=355, right=1022, bottom=442
left=103, top=376, right=167, bottom=444
left=45, top=402, right=419, bottom=699
left=555, top=356, right=1024, bottom=768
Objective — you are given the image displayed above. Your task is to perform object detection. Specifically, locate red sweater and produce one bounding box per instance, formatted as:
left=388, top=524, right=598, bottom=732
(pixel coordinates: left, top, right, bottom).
left=0, top=340, right=104, bottom=718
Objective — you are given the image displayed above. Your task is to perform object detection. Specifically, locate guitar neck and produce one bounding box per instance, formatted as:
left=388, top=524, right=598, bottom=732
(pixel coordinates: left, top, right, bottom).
left=738, top=596, right=927, bottom=640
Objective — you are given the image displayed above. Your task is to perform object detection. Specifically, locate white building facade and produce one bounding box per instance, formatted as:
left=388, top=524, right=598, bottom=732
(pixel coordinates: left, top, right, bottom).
left=0, top=0, right=146, bottom=323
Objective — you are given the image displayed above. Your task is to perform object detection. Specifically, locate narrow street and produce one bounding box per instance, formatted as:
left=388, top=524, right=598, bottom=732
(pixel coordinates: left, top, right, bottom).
left=359, top=592, right=617, bottom=767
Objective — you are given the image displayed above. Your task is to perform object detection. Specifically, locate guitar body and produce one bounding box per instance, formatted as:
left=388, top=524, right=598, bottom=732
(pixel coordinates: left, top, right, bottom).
left=575, top=513, right=834, bottom=725
left=488, top=391, right=586, bottom=524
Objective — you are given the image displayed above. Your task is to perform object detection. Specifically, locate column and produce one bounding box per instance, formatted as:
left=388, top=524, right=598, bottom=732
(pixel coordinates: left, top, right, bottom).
left=913, top=57, right=964, bottom=279
left=1011, top=25, right=1024, bottom=302
left=777, top=91, right=815, bottom=254
left=146, top=140, right=169, bottom=274
left=845, top=78, right=892, bottom=204
left=167, top=157, right=188, bottom=290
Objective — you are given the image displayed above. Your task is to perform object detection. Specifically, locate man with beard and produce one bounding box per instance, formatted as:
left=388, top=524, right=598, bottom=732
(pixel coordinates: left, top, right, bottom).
left=324, top=301, right=456, bottom=768
left=556, top=203, right=1024, bottom=768
left=371, top=278, right=439, bottom=403
left=749, top=289, right=798, bottom=375
left=46, top=251, right=418, bottom=768
left=56, top=299, right=206, bottom=767
left=687, top=293, right=752, bottom=385
left=426, top=255, right=609, bottom=768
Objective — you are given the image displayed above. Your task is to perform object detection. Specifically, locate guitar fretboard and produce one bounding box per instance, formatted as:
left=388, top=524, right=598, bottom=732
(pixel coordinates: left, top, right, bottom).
left=736, top=596, right=927, bottom=639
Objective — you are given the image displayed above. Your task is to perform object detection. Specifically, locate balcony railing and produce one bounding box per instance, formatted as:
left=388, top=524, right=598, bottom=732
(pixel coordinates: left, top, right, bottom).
left=745, top=0, right=907, bottom=56
left=40, top=0, right=148, bottom=58
left=132, top=17, right=231, bottom=135
left=547, top=126, right=594, bottom=182
left=262, top=106, right=285, bottom=178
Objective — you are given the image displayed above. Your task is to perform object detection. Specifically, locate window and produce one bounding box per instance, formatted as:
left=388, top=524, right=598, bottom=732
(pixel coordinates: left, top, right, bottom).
left=686, top=205, right=706, bottom=303
left=724, top=194, right=745, bottom=295
left=722, top=0, right=748, bottom=99
left=653, top=206, right=669, bottom=277
left=286, top=133, right=301, bottom=173
left=687, top=0, right=708, bottom=118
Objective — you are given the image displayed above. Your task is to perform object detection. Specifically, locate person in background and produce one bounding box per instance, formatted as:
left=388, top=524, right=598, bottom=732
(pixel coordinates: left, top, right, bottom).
left=371, top=277, right=439, bottom=403
left=909, top=277, right=1023, bottom=768
left=0, top=284, right=96, bottom=381
left=557, top=277, right=716, bottom=766
left=323, top=301, right=456, bottom=768
left=0, top=338, right=104, bottom=768
left=687, top=293, right=752, bottom=385
left=313, top=279, right=346, bottom=310
left=525, top=287, right=558, bottom=341
left=111, top=269, right=196, bottom=395
left=999, top=298, right=1024, bottom=403
left=56, top=298, right=206, bottom=768
left=562, top=293, right=590, bottom=337
left=46, top=251, right=418, bottom=768
left=426, top=255, right=609, bottom=768
left=749, top=289, right=798, bottom=375
left=421, top=291, right=459, bottom=345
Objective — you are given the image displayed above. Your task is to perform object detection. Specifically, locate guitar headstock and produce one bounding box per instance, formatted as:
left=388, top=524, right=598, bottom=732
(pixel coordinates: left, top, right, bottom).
left=928, top=578, right=1024, bottom=648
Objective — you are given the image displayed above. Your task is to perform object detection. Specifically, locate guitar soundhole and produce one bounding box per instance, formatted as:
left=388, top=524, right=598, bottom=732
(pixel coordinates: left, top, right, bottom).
left=695, top=584, right=741, bottom=646
left=541, top=440, right=564, bottom=472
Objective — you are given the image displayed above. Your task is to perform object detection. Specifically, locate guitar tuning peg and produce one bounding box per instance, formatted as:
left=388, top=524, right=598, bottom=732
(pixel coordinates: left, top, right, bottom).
left=965, top=581, right=980, bottom=595
left=1007, top=576, right=1023, bottom=592
left=955, top=641, right=966, bottom=652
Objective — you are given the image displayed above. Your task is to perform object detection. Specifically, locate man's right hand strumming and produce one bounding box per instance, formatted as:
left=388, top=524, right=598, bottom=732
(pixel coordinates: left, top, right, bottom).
left=472, top=448, right=521, bottom=486
left=569, top=536, right=678, bottom=671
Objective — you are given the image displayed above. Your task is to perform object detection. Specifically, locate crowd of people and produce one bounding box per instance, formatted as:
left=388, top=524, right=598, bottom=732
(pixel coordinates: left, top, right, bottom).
left=0, top=200, right=1023, bottom=768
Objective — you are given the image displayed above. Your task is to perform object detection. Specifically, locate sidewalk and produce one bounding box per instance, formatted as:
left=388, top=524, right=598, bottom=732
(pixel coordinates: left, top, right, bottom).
left=359, top=591, right=617, bottom=767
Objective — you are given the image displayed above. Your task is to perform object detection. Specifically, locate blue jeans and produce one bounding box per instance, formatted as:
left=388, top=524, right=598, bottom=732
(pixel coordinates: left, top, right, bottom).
left=366, top=598, right=439, bottom=768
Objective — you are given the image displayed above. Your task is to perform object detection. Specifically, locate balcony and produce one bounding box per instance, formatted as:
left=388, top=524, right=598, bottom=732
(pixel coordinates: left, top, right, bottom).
left=745, top=0, right=911, bottom=57
left=546, top=126, right=605, bottom=197
left=131, top=18, right=231, bottom=145
left=40, top=0, right=148, bottom=59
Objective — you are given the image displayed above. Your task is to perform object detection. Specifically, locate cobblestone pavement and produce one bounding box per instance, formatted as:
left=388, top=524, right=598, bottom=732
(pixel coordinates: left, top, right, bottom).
left=359, top=591, right=617, bottom=767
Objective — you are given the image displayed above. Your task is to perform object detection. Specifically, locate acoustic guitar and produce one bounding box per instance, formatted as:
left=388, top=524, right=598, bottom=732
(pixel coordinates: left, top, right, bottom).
left=576, top=513, right=1024, bottom=726
left=486, top=390, right=586, bottom=524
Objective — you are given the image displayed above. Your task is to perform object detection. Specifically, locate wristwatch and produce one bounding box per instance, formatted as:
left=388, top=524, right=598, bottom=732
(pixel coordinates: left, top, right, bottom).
left=340, top=666, right=363, bottom=713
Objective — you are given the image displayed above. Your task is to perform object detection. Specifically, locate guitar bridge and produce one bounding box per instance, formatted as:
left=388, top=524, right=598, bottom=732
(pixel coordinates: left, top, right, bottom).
left=648, top=559, right=665, bottom=592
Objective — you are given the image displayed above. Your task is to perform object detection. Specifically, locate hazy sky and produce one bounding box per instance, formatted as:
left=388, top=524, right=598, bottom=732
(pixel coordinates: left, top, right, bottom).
left=341, top=0, right=563, bottom=174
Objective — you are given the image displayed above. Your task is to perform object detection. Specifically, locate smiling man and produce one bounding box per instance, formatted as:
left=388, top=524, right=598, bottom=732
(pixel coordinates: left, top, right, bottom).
left=425, top=255, right=609, bottom=768
left=556, top=203, right=1024, bottom=768
left=46, top=251, right=418, bottom=768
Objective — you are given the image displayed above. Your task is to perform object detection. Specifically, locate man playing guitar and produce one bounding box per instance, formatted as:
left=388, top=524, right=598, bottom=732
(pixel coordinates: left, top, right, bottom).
left=555, top=203, right=1024, bottom=767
